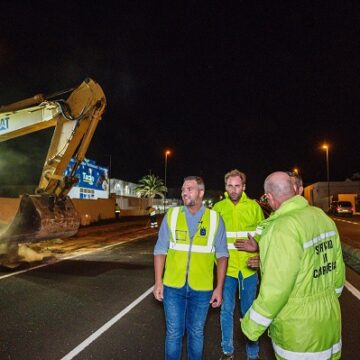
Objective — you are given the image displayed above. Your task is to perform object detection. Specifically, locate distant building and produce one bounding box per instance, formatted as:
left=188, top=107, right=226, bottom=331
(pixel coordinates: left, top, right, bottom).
left=110, top=179, right=138, bottom=197
left=304, top=181, right=360, bottom=212
left=110, top=180, right=182, bottom=214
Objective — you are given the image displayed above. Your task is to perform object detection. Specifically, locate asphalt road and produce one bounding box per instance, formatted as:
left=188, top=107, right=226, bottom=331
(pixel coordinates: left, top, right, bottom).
left=0, top=217, right=358, bottom=360
left=332, top=215, right=360, bottom=249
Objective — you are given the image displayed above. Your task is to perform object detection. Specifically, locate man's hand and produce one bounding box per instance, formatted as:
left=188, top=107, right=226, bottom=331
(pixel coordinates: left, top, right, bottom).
left=234, top=233, right=259, bottom=252
left=209, top=286, right=223, bottom=308
left=247, top=255, right=260, bottom=269
left=153, top=282, right=164, bottom=301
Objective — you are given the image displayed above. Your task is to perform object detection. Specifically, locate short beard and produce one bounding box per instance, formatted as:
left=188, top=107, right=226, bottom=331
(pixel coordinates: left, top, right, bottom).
left=229, top=193, right=241, bottom=203
left=186, top=200, right=196, bottom=207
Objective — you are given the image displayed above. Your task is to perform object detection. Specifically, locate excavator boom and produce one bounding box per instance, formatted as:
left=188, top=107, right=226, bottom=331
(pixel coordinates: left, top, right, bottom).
left=0, top=78, right=106, bottom=260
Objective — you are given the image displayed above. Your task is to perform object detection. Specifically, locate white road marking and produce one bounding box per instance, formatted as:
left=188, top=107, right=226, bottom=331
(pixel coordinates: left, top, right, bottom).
left=345, top=280, right=360, bottom=300
left=0, top=234, right=147, bottom=280
left=0, top=262, right=50, bottom=280
left=60, top=286, right=154, bottom=360
left=333, top=218, right=359, bottom=225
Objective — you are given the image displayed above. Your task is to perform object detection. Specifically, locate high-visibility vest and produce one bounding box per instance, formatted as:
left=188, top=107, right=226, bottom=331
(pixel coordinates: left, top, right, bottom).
left=241, top=196, right=345, bottom=359
left=163, top=206, right=219, bottom=290
left=213, top=192, right=264, bottom=278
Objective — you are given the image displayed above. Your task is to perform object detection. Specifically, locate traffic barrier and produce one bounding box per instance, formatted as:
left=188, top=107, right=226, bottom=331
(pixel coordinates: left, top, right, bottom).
left=342, top=243, right=360, bottom=274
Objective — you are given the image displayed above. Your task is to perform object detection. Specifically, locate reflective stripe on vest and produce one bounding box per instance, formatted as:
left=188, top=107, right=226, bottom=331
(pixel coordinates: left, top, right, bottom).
left=272, top=339, right=341, bottom=360
left=226, top=230, right=256, bottom=238
left=226, top=230, right=256, bottom=250
left=249, top=306, right=272, bottom=327
left=169, top=244, right=215, bottom=253
left=170, top=206, right=180, bottom=245
left=255, top=226, right=263, bottom=235
left=303, top=231, right=337, bottom=249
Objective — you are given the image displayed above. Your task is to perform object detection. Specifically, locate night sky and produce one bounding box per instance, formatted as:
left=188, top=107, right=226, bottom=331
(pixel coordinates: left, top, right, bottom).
left=0, top=1, right=360, bottom=197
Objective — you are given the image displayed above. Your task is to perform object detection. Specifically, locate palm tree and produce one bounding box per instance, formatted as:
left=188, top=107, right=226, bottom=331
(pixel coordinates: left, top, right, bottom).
left=135, top=174, right=166, bottom=198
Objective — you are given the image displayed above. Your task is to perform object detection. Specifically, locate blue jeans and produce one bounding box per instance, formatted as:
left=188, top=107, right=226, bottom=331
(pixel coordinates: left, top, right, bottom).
left=220, top=273, right=259, bottom=358
left=163, top=284, right=212, bottom=360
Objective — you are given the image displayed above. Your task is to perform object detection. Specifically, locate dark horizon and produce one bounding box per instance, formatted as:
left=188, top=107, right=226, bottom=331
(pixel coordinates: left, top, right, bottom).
left=0, top=1, right=359, bottom=198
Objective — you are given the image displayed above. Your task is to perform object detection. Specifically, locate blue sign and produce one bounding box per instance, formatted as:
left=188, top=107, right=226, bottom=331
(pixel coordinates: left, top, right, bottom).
left=64, top=158, right=109, bottom=199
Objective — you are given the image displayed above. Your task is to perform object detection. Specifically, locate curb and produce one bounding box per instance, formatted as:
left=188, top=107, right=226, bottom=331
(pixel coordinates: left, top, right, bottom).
left=342, top=243, right=360, bottom=274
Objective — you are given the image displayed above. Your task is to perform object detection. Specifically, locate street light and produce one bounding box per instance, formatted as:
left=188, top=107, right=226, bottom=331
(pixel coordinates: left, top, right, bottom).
left=293, top=167, right=299, bottom=175
left=322, top=144, right=330, bottom=209
left=164, top=150, right=171, bottom=212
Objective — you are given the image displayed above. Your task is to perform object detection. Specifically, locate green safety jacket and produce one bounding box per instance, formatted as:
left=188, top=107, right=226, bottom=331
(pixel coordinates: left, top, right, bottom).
left=213, top=192, right=264, bottom=279
left=241, top=196, right=345, bottom=360
left=163, top=206, right=220, bottom=290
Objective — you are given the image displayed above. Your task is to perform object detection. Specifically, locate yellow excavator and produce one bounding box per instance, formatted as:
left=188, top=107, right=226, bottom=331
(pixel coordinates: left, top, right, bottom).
left=0, top=78, right=106, bottom=265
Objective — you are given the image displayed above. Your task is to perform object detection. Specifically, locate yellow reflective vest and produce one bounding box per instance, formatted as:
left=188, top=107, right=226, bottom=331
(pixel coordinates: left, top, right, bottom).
left=241, top=196, right=345, bottom=360
left=213, top=192, right=264, bottom=279
left=163, top=206, right=220, bottom=290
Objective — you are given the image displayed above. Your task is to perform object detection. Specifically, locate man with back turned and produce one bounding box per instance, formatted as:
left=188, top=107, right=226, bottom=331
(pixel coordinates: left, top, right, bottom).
left=241, top=171, right=345, bottom=360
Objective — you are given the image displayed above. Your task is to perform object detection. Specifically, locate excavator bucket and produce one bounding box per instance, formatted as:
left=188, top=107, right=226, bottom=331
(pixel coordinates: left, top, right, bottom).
left=0, top=194, right=80, bottom=244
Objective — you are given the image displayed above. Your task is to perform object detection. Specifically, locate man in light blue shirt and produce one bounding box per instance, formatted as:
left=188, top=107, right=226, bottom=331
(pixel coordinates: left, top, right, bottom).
left=153, top=176, right=228, bottom=360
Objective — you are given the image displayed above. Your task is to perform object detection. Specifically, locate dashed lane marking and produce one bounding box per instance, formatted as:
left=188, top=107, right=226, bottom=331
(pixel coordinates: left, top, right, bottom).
left=333, top=218, right=360, bottom=225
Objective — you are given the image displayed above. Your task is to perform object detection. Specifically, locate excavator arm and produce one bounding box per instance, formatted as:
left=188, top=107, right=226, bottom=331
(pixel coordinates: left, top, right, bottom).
left=0, top=78, right=106, bottom=253
left=0, top=78, right=106, bottom=197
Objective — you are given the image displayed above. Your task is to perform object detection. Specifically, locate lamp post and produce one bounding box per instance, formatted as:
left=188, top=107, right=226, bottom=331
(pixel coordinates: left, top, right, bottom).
left=322, top=144, right=330, bottom=209
left=164, top=150, right=171, bottom=212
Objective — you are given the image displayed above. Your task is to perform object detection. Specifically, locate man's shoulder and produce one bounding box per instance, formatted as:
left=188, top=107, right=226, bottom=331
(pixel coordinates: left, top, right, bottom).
left=205, top=207, right=219, bottom=216
left=267, top=204, right=336, bottom=235
left=245, top=197, right=262, bottom=209
left=166, top=206, right=182, bottom=217
left=241, top=193, right=259, bottom=205
left=288, top=202, right=328, bottom=222
left=213, top=199, right=227, bottom=211
left=240, top=197, right=263, bottom=215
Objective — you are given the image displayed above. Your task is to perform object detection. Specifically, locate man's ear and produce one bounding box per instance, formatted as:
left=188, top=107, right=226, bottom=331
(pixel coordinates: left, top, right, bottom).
left=243, top=184, right=246, bottom=191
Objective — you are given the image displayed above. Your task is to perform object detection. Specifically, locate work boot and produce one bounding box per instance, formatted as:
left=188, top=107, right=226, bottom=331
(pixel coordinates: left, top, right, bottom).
left=219, top=353, right=234, bottom=360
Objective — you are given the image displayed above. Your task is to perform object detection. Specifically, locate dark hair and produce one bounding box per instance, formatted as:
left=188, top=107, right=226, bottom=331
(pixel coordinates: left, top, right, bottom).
left=183, top=176, right=205, bottom=191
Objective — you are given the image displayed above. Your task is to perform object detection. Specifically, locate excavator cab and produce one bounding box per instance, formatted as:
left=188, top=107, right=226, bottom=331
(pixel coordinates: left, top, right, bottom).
left=0, top=78, right=106, bottom=264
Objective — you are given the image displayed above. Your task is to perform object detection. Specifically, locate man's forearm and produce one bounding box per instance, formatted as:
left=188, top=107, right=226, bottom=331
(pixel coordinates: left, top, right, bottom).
left=154, top=254, right=166, bottom=283
left=215, top=256, right=228, bottom=289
